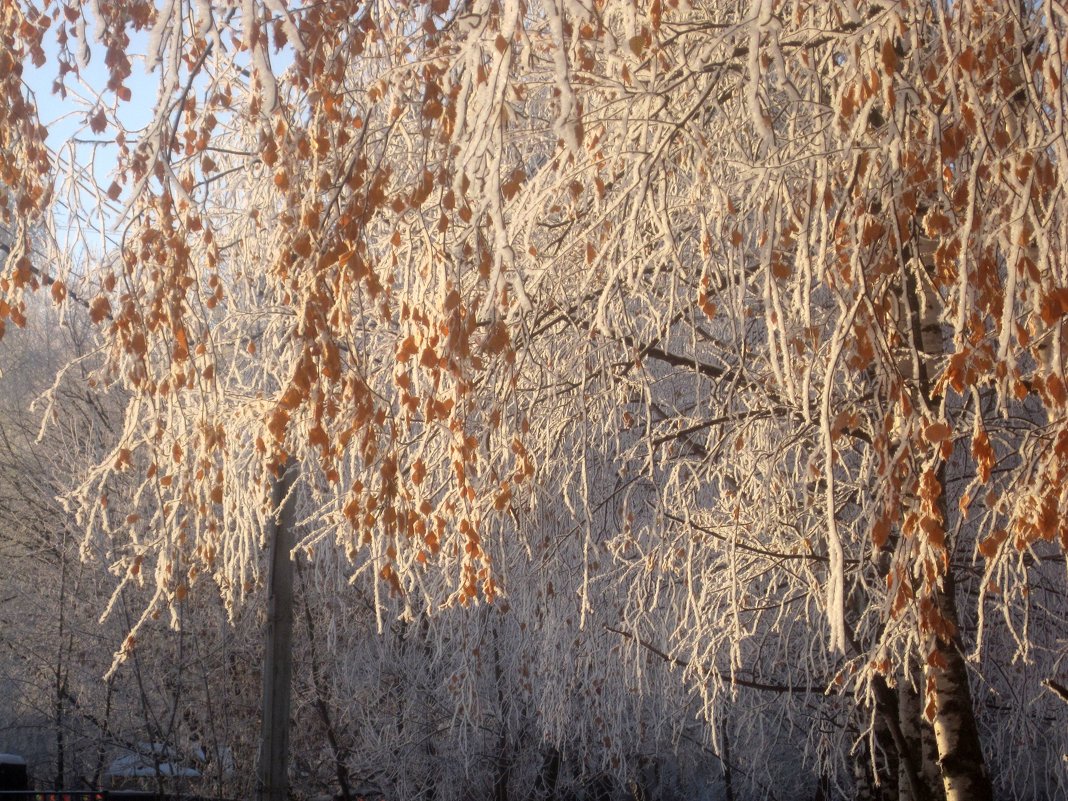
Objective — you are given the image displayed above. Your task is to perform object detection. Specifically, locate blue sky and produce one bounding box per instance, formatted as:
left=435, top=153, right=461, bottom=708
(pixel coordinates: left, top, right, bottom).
left=22, top=5, right=301, bottom=267
left=27, top=18, right=160, bottom=182
left=23, top=14, right=160, bottom=260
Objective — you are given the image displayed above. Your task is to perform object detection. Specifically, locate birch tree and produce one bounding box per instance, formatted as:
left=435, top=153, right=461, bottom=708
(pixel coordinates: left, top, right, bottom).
left=4, top=0, right=1068, bottom=798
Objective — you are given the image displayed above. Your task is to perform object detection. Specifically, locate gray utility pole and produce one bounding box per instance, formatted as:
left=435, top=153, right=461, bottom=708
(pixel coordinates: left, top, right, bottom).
left=257, top=460, right=298, bottom=801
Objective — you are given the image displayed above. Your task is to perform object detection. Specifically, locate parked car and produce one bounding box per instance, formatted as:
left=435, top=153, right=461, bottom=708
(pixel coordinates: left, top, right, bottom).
left=105, top=744, right=200, bottom=791
left=0, top=753, right=28, bottom=793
